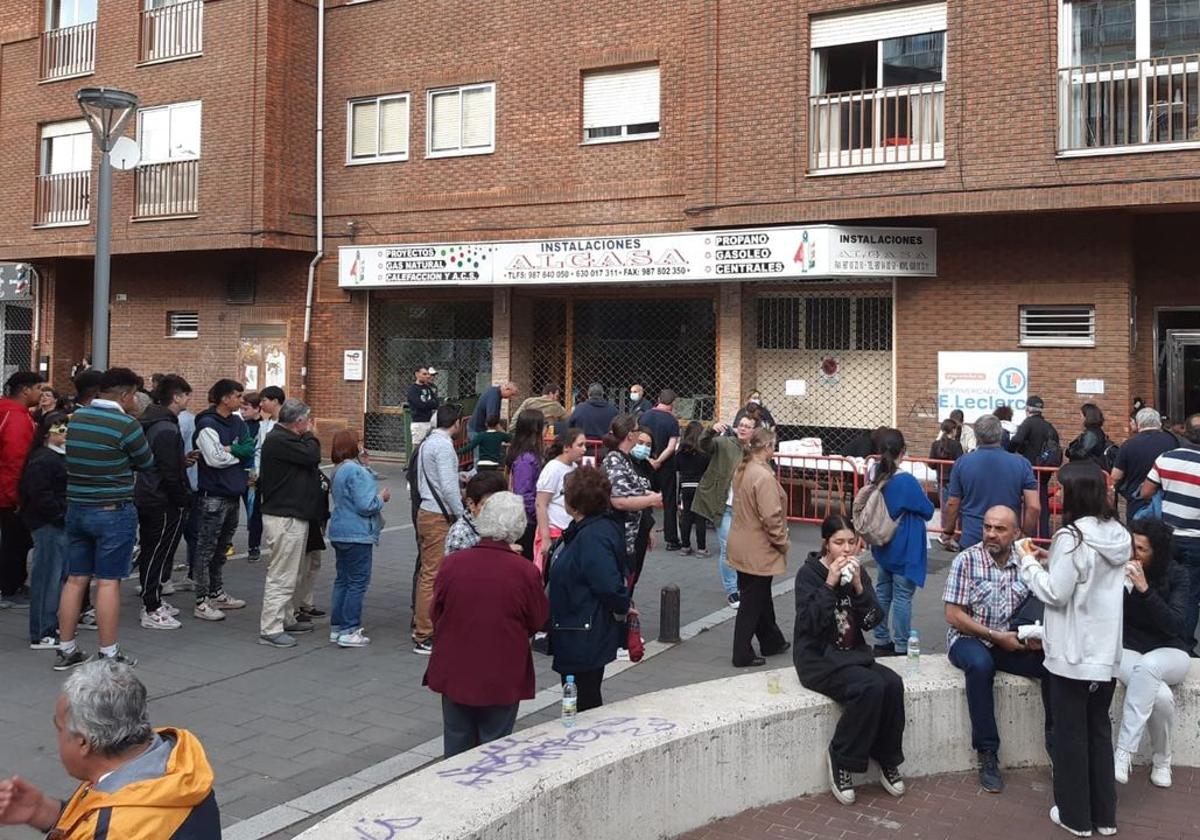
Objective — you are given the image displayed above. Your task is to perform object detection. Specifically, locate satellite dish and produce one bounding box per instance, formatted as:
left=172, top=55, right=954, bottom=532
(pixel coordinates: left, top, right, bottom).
left=109, top=136, right=141, bottom=171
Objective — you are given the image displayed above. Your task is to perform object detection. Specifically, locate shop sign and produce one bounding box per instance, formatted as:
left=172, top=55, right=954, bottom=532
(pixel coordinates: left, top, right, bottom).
left=0, top=264, right=33, bottom=301
left=937, top=351, right=1029, bottom=423
left=338, top=226, right=936, bottom=288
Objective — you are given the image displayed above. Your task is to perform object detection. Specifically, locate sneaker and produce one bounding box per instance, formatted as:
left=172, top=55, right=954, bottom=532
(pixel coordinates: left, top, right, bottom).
left=616, top=647, right=630, bottom=661
left=879, top=764, right=906, bottom=797
left=193, top=601, right=226, bottom=622
left=1113, top=747, right=1131, bottom=785
left=727, top=592, right=741, bottom=610
left=141, top=608, right=181, bottom=630
left=1096, top=829, right=1116, bottom=837
left=664, top=542, right=683, bottom=552
left=160, top=602, right=180, bottom=617
left=827, top=751, right=856, bottom=806
left=329, top=629, right=340, bottom=642
left=225, top=544, right=235, bottom=558
left=873, top=643, right=901, bottom=658
left=284, top=620, right=314, bottom=634
left=173, top=561, right=188, bottom=571
left=679, top=547, right=694, bottom=556
left=53, top=647, right=88, bottom=671
left=3, top=590, right=30, bottom=609
left=696, top=548, right=710, bottom=557
left=337, top=629, right=371, bottom=648
left=1050, top=806, right=1093, bottom=837
left=258, top=632, right=297, bottom=648
left=1151, top=757, right=1172, bottom=788
left=161, top=580, right=176, bottom=595
left=211, top=591, right=246, bottom=610
left=299, top=606, right=326, bottom=619
left=78, top=609, right=98, bottom=631
left=978, top=750, right=1003, bottom=793
left=412, top=638, right=434, bottom=656
left=30, top=636, right=60, bottom=650
left=175, top=577, right=196, bottom=592
left=939, top=535, right=962, bottom=553
left=247, top=548, right=261, bottom=563
left=95, top=649, right=138, bottom=668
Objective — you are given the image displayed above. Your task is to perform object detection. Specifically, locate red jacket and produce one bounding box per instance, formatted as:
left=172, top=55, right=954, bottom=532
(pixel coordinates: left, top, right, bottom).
left=0, top=397, right=35, bottom=509
left=425, top=539, right=549, bottom=706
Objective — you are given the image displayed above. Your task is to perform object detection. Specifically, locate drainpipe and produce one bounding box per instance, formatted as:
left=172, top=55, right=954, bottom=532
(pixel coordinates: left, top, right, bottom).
left=302, top=0, right=325, bottom=397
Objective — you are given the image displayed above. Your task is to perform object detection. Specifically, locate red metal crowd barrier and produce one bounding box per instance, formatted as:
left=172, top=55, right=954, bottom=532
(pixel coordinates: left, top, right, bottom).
left=773, top=453, right=863, bottom=524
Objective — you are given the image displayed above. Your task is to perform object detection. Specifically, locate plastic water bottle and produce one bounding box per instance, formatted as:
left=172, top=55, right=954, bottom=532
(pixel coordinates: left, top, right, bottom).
left=562, top=675, right=578, bottom=728
left=906, top=630, right=920, bottom=674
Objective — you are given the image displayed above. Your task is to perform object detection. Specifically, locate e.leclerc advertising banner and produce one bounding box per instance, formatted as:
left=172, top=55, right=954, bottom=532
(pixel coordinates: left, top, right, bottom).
left=937, top=351, right=1029, bottom=424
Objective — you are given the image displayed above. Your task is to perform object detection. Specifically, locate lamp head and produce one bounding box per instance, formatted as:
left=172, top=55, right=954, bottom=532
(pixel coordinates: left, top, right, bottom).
left=76, top=87, right=139, bottom=149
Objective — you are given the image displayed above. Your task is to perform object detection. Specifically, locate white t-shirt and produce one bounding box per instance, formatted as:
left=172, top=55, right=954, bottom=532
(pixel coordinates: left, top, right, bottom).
left=537, top=458, right=577, bottom=531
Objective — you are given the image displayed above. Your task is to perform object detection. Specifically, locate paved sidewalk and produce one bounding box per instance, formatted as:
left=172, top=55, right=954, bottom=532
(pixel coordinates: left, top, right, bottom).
left=0, top=463, right=962, bottom=839
left=679, top=767, right=1200, bottom=840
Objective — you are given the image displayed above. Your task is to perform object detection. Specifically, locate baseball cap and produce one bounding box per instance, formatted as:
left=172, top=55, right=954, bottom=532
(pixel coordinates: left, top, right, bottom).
left=427, top=367, right=438, bottom=375
left=1027, top=395, right=1045, bottom=409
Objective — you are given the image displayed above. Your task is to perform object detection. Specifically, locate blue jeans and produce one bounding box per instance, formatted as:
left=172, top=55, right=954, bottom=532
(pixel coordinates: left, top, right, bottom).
left=716, top=505, right=738, bottom=597
left=1175, top=537, right=1200, bottom=652
left=873, top=567, right=917, bottom=652
left=948, top=637, right=1053, bottom=754
left=331, top=541, right=374, bottom=634
left=29, top=524, right=68, bottom=642
left=66, top=502, right=137, bottom=580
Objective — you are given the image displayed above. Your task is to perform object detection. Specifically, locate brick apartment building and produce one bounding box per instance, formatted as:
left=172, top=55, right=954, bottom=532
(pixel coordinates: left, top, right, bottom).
left=1, top=0, right=1199, bottom=456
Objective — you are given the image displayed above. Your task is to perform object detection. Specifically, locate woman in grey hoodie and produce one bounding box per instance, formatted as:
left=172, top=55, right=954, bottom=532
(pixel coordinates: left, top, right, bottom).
left=1020, top=461, right=1130, bottom=838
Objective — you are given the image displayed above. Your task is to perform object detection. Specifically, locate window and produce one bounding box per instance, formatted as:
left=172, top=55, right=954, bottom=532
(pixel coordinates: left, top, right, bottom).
left=805, top=298, right=852, bottom=351
left=809, top=2, right=947, bottom=170
left=36, top=121, right=91, bottom=226
left=47, top=0, right=97, bottom=30
left=137, top=101, right=201, bottom=162
left=582, top=65, right=661, bottom=143
left=140, top=0, right=203, bottom=64
left=40, top=120, right=91, bottom=175
left=1060, top=0, right=1200, bottom=149
left=427, top=83, right=495, bottom=157
left=1019, top=305, right=1096, bottom=347
left=757, top=298, right=803, bottom=349
left=167, top=311, right=199, bottom=338
left=757, top=295, right=893, bottom=351
left=855, top=297, right=893, bottom=350
left=347, top=95, right=409, bottom=163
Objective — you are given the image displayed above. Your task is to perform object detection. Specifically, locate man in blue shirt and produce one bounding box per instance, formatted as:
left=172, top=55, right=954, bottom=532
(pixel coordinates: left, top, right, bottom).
left=468, top=381, right=518, bottom=435
left=942, top=414, right=1039, bottom=549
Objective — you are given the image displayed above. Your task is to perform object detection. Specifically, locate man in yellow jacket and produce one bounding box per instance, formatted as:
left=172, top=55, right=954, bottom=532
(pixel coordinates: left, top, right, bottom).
left=0, top=658, right=220, bottom=838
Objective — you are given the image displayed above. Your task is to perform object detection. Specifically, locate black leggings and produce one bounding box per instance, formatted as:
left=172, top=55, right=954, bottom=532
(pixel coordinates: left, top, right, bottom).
left=561, top=668, right=604, bottom=712
left=679, top=486, right=707, bottom=550
left=1049, top=674, right=1117, bottom=833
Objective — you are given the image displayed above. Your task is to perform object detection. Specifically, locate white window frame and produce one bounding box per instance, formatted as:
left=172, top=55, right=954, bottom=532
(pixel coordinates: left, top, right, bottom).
left=39, top=120, right=92, bottom=175
left=136, top=100, right=202, bottom=164
left=1018, top=305, right=1097, bottom=348
left=167, top=311, right=199, bottom=339
left=582, top=64, right=661, bottom=145
left=47, top=0, right=97, bottom=30
left=345, top=94, right=410, bottom=165
left=425, top=82, right=496, bottom=159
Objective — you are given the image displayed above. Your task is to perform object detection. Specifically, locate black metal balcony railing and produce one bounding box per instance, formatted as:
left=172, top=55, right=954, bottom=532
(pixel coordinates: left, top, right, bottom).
left=1059, top=53, right=1200, bottom=151
left=40, top=21, right=96, bottom=80
left=135, top=159, right=199, bottom=218
left=140, top=0, right=203, bottom=63
left=809, top=81, right=945, bottom=171
left=35, top=171, right=91, bottom=226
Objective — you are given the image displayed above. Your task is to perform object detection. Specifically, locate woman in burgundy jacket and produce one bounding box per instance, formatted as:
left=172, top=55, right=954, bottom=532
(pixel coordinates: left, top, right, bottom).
left=424, top=491, right=549, bottom=758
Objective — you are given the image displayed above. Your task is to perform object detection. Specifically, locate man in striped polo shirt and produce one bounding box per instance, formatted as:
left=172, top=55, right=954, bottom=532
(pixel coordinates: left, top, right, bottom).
left=1143, top=413, right=1200, bottom=654
left=54, top=368, right=154, bottom=671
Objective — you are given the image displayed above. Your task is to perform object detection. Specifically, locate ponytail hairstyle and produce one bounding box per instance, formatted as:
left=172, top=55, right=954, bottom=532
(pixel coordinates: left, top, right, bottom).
left=871, top=427, right=906, bottom=486
left=820, top=513, right=856, bottom=554
left=603, top=413, right=638, bottom=453
left=734, top=426, right=777, bottom=484
left=546, top=426, right=586, bottom=460
left=504, top=409, right=546, bottom=469
left=932, top=419, right=957, bottom=460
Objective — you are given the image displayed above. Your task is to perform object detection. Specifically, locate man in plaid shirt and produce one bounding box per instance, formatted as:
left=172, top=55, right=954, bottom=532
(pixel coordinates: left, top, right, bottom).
left=943, top=505, right=1052, bottom=794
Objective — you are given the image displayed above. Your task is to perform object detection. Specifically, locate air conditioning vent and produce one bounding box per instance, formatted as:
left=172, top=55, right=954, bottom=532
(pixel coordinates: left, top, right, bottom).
left=226, top=275, right=255, bottom=305
left=1019, top=305, right=1095, bottom=347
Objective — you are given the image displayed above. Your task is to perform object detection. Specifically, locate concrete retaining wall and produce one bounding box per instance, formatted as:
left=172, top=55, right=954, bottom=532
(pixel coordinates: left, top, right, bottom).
left=298, top=655, right=1200, bottom=840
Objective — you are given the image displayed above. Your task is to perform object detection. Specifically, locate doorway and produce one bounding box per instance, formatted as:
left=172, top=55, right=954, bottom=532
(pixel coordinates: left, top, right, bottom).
left=1156, top=309, right=1200, bottom=424
left=238, top=323, right=288, bottom=394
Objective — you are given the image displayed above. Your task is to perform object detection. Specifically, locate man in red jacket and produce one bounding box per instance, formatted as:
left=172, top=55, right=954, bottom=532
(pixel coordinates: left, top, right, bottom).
left=0, top=371, right=44, bottom=607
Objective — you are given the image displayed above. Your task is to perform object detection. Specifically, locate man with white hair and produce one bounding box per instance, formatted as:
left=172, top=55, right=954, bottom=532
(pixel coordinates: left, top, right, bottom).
left=942, top=414, right=1039, bottom=549
left=424, top=491, right=549, bottom=757
left=0, top=658, right=219, bottom=837
left=1112, top=406, right=1179, bottom=522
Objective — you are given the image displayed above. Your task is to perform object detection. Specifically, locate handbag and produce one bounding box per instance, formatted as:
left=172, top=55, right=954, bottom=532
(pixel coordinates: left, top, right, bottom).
left=626, top=610, right=645, bottom=662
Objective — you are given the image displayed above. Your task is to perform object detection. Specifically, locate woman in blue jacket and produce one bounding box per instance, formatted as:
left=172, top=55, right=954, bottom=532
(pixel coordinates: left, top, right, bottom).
left=548, top=465, right=631, bottom=712
left=327, top=429, right=388, bottom=649
left=869, top=428, right=934, bottom=657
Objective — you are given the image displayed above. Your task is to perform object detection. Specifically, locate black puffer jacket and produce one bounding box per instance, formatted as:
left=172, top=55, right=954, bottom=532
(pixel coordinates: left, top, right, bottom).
left=19, top=445, right=66, bottom=530
left=134, top=404, right=193, bottom=510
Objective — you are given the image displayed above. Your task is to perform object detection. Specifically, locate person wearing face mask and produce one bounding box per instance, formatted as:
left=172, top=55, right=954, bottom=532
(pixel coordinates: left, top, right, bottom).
left=732, top=390, right=776, bottom=430
left=600, top=415, right=662, bottom=599
left=693, top=415, right=760, bottom=609
left=628, top=384, right=653, bottom=417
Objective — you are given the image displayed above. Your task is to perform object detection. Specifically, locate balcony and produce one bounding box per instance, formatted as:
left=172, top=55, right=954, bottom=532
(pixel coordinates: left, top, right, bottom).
left=135, top=159, right=199, bottom=219
left=35, top=172, right=91, bottom=227
left=809, top=81, right=945, bottom=173
left=40, top=21, right=96, bottom=81
left=1059, top=54, right=1200, bottom=153
left=140, top=0, right=203, bottom=64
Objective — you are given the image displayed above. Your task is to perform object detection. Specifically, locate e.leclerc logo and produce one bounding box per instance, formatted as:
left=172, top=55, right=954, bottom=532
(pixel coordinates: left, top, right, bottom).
left=998, top=367, right=1026, bottom=395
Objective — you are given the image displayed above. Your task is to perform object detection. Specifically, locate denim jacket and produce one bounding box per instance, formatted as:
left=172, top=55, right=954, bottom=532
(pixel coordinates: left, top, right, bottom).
left=328, top=461, right=384, bottom=544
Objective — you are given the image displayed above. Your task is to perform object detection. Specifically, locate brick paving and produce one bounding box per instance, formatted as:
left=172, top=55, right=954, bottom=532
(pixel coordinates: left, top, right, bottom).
left=678, top=767, right=1200, bottom=840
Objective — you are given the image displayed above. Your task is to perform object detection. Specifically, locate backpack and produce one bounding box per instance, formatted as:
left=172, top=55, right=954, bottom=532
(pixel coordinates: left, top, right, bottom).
left=1036, top=429, right=1063, bottom=467
left=852, top=478, right=898, bottom=547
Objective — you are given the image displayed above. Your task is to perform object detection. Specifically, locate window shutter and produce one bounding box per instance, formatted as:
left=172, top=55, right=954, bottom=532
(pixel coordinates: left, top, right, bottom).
left=583, top=65, right=660, bottom=131
left=461, top=86, right=493, bottom=148
left=41, top=119, right=90, bottom=139
left=811, top=2, right=946, bottom=48
left=378, top=97, right=409, bottom=156
left=351, top=101, right=378, bottom=158
left=431, top=91, right=461, bottom=151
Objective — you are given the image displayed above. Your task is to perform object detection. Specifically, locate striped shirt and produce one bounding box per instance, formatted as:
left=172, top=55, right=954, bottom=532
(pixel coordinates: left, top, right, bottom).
left=66, top=401, right=154, bottom=505
left=1147, top=447, right=1200, bottom=541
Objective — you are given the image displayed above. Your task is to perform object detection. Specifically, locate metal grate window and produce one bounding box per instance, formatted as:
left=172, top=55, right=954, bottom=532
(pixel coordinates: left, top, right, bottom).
left=167, top=310, right=199, bottom=338
left=1019, top=305, right=1095, bottom=347
left=805, top=297, right=851, bottom=350
left=757, top=297, right=803, bottom=349
left=855, top=297, right=893, bottom=350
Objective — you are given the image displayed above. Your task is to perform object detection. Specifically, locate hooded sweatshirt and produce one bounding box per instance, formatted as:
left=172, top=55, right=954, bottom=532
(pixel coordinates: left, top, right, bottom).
left=194, top=407, right=249, bottom=499
left=53, top=728, right=220, bottom=840
left=134, top=404, right=193, bottom=510
left=1020, top=516, right=1131, bottom=681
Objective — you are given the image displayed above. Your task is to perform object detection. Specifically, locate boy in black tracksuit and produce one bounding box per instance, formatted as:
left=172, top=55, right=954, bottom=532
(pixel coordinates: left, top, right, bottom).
left=134, top=376, right=196, bottom=628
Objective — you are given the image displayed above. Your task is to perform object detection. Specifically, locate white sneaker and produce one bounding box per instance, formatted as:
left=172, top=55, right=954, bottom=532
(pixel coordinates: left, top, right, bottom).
left=1113, top=747, right=1131, bottom=784
left=1151, top=757, right=1172, bottom=788
left=159, top=602, right=180, bottom=617
left=141, top=608, right=182, bottom=630
left=615, top=647, right=630, bottom=661
left=212, top=591, right=246, bottom=610
left=1050, top=806, right=1093, bottom=837
left=193, top=601, right=226, bottom=622
left=175, top=577, right=196, bottom=591
left=30, top=636, right=60, bottom=650
left=161, top=580, right=176, bottom=595
left=337, top=629, right=371, bottom=648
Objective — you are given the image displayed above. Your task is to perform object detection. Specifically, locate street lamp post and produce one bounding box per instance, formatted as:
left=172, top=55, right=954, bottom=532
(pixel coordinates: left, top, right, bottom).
left=77, top=87, right=138, bottom=371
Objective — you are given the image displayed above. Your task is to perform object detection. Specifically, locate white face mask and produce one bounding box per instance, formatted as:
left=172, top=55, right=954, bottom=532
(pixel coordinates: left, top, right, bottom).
left=749, top=398, right=762, bottom=405
left=630, top=391, right=640, bottom=402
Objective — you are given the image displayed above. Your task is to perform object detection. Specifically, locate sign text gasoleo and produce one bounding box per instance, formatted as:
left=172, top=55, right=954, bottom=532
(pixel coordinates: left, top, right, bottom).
left=338, top=226, right=936, bottom=288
